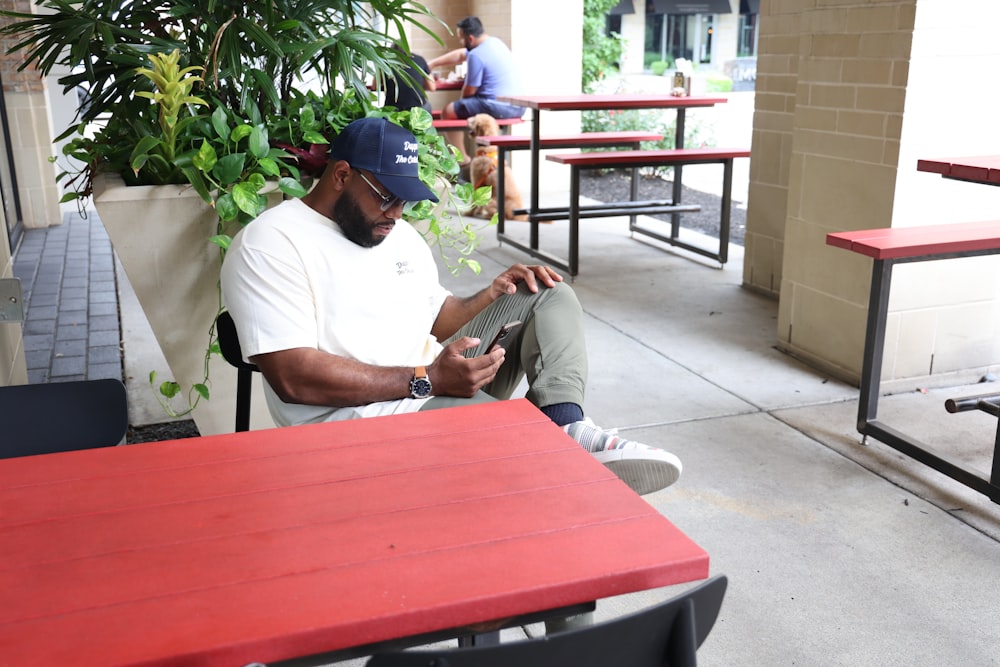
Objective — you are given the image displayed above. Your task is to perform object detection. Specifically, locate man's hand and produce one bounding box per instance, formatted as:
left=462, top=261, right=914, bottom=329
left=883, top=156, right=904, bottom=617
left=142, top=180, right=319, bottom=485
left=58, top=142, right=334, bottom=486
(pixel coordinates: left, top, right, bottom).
left=431, top=264, right=562, bottom=343
left=428, top=337, right=505, bottom=397
left=489, top=264, right=562, bottom=300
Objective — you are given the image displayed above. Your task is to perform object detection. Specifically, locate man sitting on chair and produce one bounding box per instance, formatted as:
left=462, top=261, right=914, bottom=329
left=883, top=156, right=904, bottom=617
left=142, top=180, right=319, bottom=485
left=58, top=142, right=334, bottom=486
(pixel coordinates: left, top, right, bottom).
left=220, top=117, right=682, bottom=496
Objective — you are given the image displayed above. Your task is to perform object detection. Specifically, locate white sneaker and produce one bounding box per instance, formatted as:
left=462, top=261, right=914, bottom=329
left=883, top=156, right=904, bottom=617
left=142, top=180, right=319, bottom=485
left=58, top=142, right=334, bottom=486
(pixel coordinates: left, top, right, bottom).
left=564, top=418, right=683, bottom=495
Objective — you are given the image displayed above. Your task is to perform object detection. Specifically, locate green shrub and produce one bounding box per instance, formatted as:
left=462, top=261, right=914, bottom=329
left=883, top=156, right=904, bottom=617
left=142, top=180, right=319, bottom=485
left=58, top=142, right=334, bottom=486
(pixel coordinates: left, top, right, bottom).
left=705, top=74, right=734, bottom=93
left=650, top=60, right=671, bottom=76
left=582, top=0, right=624, bottom=92
left=644, top=51, right=673, bottom=70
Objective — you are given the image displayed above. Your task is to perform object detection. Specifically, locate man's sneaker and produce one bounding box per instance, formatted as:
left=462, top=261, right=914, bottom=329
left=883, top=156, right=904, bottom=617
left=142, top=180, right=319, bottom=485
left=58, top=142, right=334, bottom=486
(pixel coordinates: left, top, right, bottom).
left=564, top=418, right=683, bottom=496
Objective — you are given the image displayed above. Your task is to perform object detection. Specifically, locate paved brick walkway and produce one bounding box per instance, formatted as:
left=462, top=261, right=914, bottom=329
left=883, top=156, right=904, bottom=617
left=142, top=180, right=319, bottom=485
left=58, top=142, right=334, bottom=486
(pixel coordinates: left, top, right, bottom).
left=11, top=212, right=124, bottom=384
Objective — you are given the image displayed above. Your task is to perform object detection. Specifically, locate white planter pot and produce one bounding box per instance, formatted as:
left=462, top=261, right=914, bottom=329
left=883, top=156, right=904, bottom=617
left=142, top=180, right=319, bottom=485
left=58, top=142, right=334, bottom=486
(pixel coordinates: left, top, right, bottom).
left=93, top=173, right=274, bottom=436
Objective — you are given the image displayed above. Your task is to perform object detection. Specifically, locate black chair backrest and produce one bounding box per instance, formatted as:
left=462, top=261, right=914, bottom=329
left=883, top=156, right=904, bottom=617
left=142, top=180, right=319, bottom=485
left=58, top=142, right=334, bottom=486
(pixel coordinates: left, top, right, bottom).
left=0, top=378, right=129, bottom=459
left=216, top=310, right=260, bottom=432
left=366, top=575, right=727, bottom=667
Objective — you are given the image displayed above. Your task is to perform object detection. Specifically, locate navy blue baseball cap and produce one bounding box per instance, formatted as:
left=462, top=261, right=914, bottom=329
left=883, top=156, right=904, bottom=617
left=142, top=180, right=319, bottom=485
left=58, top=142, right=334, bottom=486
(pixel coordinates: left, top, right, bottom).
left=329, top=117, right=438, bottom=203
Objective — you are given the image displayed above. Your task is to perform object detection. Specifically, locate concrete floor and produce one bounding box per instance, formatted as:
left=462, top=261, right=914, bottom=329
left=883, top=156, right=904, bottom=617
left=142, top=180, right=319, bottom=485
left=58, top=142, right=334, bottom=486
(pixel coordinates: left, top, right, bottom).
left=418, top=208, right=1000, bottom=667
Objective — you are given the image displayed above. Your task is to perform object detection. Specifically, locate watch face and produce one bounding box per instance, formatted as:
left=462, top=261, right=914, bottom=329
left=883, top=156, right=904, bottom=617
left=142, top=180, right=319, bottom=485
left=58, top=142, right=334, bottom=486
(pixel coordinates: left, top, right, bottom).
left=410, top=377, right=432, bottom=398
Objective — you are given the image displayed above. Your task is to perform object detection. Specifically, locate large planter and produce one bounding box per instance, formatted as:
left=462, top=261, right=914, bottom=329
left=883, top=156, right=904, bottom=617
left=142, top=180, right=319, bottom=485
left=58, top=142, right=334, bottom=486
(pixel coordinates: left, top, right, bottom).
left=93, top=173, right=275, bottom=436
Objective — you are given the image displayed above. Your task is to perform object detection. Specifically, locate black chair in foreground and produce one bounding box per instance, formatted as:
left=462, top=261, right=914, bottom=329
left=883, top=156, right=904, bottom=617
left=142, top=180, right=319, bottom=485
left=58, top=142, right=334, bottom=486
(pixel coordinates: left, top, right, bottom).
left=365, top=575, right=727, bottom=667
left=216, top=310, right=260, bottom=432
left=0, top=378, right=129, bottom=459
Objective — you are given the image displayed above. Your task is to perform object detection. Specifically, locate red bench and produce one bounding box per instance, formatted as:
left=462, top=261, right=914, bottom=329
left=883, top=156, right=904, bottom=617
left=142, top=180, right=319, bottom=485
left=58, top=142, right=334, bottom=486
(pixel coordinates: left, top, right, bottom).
left=827, top=221, right=1000, bottom=503
left=525, top=148, right=750, bottom=275
left=475, top=131, right=663, bottom=152
left=432, top=117, right=524, bottom=131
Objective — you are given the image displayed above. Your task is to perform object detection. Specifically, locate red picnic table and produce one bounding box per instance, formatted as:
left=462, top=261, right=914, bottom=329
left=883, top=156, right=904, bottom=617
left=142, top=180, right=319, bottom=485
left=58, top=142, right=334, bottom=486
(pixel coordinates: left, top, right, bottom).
left=494, top=94, right=738, bottom=275
left=0, top=399, right=709, bottom=666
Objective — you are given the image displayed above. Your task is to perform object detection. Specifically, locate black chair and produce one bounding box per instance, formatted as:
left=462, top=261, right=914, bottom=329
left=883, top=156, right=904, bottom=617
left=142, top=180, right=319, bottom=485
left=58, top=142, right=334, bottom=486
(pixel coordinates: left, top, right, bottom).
left=0, top=378, right=129, bottom=459
left=365, top=575, right=727, bottom=667
left=216, top=310, right=260, bottom=432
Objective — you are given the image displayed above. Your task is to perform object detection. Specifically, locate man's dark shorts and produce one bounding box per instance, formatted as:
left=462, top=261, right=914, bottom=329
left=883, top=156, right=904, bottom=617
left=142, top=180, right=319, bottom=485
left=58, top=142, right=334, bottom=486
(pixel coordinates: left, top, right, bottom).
left=453, top=96, right=526, bottom=119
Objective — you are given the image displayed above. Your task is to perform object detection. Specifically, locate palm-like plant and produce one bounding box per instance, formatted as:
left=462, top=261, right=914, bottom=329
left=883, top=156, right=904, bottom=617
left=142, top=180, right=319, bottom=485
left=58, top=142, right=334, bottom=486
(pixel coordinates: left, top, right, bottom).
left=1, top=0, right=494, bottom=417
left=2, top=0, right=447, bottom=192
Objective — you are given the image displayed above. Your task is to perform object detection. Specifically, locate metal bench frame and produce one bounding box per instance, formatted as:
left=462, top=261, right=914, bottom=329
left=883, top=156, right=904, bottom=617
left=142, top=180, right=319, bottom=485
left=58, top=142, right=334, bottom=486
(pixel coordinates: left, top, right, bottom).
left=828, top=223, right=1000, bottom=503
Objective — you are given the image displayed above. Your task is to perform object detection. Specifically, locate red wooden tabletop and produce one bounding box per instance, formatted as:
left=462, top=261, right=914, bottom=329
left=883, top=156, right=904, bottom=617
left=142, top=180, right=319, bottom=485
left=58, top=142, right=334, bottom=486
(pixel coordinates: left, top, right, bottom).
left=498, top=93, right=728, bottom=111
left=916, top=155, right=1000, bottom=185
left=0, top=399, right=708, bottom=667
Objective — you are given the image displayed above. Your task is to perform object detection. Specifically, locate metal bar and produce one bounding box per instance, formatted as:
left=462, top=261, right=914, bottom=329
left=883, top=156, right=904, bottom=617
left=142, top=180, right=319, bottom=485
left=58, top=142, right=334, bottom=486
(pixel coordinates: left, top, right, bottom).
left=862, top=420, right=1000, bottom=503
left=857, top=259, right=893, bottom=430
left=719, top=157, right=734, bottom=265
left=671, top=108, right=687, bottom=236
left=530, top=203, right=700, bottom=223
left=495, top=232, right=571, bottom=274
left=569, top=166, right=581, bottom=276
left=945, top=392, right=1000, bottom=413
left=628, top=225, right=725, bottom=263
left=530, top=110, right=541, bottom=250
left=629, top=141, right=641, bottom=228
left=993, top=417, right=1000, bottom=488
left=577, top=204, right=699, bottom=218
left=496, top=145, right=508, bottom=234
left=526, top=199, right=683, bottom=216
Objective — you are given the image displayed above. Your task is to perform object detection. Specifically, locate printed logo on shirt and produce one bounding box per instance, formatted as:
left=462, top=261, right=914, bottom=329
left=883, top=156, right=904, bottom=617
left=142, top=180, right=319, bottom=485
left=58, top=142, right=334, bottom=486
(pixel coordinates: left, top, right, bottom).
left=396, top=261, right=414, bottom=276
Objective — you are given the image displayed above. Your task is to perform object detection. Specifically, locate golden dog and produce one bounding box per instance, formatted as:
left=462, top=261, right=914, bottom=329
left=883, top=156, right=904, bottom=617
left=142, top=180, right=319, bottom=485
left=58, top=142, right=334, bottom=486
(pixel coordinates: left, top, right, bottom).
left=467, top=113, right=528, bottom=222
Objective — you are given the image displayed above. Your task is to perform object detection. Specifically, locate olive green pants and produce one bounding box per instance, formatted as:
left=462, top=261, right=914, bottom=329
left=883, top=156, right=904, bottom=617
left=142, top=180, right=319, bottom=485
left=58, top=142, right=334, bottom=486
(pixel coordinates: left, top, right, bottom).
left=422, top=281, right=588, bottom=411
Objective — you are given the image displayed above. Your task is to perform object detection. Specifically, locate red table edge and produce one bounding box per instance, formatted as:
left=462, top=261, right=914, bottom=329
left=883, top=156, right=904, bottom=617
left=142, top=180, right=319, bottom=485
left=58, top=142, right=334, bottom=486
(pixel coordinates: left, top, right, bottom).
left=497, top=94, right=730, bottom=110
left=917, top=155, right=1000, bottom=185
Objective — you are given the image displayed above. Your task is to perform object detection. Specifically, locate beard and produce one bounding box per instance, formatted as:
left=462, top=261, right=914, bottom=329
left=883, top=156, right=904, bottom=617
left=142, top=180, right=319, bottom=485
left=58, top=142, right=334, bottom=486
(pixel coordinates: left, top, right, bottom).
left=333, top=190, right=393, bottom=248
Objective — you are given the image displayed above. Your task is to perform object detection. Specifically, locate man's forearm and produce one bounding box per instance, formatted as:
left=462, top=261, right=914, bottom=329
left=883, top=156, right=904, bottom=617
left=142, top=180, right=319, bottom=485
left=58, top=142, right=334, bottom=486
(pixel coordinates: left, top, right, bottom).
left=431, top=290, right=495, bottom=341
left=253, top=347, right=414, bottom=408
left=428, top=48, right=466, bottom=70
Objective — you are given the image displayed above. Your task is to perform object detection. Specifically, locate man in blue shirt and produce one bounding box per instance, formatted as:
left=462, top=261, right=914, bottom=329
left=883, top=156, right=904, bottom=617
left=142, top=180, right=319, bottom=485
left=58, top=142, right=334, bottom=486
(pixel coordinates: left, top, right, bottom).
left=428, top=16, right=526, bottom=164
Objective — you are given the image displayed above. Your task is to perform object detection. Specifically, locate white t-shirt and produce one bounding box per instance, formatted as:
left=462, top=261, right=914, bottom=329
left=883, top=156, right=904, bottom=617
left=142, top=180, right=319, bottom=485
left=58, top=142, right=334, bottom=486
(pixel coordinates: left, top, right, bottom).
left=220, top=198, right=451, bottom=426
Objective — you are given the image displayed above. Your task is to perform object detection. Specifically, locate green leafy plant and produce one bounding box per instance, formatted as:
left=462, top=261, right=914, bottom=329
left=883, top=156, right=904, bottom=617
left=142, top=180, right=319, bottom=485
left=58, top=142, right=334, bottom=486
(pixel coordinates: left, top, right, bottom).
left=649, top=60, right=672, bottom=76
left=1, top=0, right=494, bottom=418
left=582, top=0, right=623, bottom=93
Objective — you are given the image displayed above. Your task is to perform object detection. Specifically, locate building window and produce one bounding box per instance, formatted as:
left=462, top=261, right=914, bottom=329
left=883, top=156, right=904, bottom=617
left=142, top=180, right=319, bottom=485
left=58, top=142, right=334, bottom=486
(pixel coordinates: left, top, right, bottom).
left=738, top=12, right=757, bottom=57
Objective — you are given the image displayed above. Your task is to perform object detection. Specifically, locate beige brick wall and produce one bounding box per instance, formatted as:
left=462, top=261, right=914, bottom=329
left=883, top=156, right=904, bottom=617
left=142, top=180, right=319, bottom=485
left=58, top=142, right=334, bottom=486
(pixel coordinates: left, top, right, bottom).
left=753, top=0, right=1000, bottom=388
left=5, top=91, right=62, bottom=229
left=1, top=3, right=63, bottom=229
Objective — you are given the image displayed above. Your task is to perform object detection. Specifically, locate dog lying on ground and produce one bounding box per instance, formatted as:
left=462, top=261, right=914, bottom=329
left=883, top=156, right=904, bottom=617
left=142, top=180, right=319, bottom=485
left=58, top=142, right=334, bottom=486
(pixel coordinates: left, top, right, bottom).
left=467, top=113, right=528, bottom=222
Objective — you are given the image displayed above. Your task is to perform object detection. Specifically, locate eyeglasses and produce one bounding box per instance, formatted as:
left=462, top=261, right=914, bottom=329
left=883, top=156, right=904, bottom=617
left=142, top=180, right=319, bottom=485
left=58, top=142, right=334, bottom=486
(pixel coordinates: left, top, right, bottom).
left=354, top=169, right=407, bottom=212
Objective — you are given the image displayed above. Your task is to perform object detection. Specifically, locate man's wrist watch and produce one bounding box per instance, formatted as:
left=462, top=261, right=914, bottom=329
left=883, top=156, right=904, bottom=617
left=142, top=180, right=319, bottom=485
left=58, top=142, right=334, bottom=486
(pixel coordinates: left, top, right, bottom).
left=409, top=366, right=432, bottom=398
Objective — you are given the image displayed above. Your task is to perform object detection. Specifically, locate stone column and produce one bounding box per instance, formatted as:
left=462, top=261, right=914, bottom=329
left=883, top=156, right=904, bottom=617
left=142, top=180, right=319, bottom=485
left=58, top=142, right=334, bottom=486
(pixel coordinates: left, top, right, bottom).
left=747, top=0, right=1000, bottom=389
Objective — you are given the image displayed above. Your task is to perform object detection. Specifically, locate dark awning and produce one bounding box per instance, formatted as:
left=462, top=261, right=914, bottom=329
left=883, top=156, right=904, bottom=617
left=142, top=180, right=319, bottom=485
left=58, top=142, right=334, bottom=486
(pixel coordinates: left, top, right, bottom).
left=651, top=0, right=734, bottom=14
left=610, top=0, right=636, bottom=15
left=740, top=0, right=760, bottom=13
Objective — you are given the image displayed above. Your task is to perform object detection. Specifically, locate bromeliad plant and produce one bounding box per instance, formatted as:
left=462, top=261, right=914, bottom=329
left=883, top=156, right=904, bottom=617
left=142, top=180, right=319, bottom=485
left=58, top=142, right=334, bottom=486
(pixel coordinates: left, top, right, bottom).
left=1, top=0, right=495, bottom=417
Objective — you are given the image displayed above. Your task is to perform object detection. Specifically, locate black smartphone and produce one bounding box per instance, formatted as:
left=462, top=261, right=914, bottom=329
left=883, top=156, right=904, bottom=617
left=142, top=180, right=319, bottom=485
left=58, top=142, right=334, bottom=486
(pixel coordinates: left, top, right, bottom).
left=486, top=320, right=523, bottom=353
